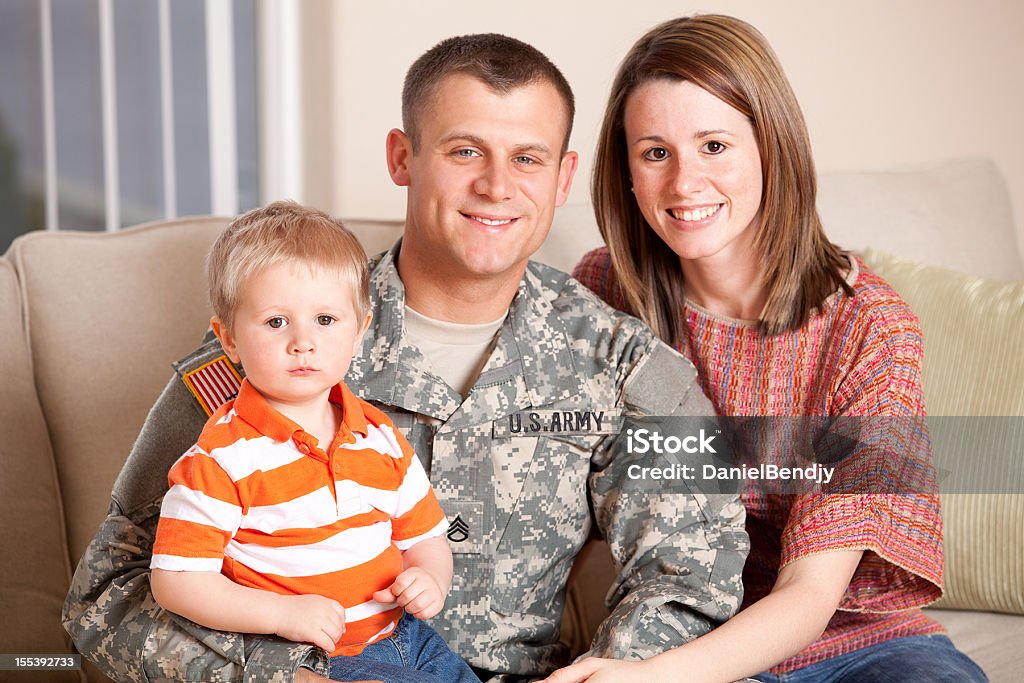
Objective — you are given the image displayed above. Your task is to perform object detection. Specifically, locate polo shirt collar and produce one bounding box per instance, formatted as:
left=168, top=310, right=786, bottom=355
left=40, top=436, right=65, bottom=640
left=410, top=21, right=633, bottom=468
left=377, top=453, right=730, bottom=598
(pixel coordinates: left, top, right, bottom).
left=332, top=381, right=370, bottom=438
left=231, top=378, right=370, bottom=447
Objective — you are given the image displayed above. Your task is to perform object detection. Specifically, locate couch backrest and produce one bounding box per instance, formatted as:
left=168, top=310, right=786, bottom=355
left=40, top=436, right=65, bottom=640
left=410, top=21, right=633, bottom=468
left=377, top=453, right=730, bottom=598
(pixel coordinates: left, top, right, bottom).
left=344, top=218, right=404, bottom=259
left=817, top=157, right=1022, bottom=281
left=0, top=258, right=83, bottom=681
left=9, top=217, right=230, bottom=562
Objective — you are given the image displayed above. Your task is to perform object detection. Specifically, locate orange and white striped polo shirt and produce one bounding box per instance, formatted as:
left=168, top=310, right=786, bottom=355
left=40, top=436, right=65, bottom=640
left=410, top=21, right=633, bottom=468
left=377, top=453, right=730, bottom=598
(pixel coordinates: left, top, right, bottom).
left=151, top=378, right=448, bottom=655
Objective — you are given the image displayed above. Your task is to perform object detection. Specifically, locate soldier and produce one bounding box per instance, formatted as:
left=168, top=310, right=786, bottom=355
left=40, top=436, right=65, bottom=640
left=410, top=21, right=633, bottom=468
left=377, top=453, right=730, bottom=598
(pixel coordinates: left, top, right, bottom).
left=63, top=33, right=748, bottom=683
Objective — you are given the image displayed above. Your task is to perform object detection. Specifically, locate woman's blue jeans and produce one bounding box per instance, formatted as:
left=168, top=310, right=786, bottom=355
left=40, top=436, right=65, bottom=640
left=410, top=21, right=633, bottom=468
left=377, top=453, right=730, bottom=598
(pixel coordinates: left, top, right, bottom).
left=752, top=635, right=987, bottom=682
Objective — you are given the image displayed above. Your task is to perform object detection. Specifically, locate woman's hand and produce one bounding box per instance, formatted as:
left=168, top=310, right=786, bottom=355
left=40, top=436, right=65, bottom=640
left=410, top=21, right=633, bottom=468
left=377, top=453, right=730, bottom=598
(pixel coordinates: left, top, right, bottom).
left=541, top=658, right=665, bottom=683
left=543, top=658, right=762, bottom=683
left=294, top=668, right=381, bottom=683
left=547, top=550, right=864, bottom=683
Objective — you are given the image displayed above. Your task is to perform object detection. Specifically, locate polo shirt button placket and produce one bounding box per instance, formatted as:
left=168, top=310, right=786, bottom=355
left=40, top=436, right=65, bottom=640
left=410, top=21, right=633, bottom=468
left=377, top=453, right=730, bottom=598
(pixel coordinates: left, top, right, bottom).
left=330, top=450, right=343, bottom=507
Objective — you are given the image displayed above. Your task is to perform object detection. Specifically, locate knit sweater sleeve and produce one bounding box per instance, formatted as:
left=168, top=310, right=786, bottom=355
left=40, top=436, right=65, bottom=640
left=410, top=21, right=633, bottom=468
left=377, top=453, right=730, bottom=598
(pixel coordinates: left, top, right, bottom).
left=781, top=281, right=943, bottom=612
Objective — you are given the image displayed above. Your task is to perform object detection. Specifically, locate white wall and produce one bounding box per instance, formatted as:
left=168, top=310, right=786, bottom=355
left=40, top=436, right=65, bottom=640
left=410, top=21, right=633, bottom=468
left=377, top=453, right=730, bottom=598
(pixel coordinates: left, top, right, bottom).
left=310, top=0, right=1023, bottom=247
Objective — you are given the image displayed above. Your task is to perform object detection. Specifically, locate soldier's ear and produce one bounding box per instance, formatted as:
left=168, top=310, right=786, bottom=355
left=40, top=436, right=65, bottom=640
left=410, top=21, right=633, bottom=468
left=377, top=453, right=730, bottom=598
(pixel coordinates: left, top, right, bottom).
left=386, top=128, right=413, bottom=187
left=211, top=316, right=241, bottom=364
left=555, top=150, right=579, bottom=208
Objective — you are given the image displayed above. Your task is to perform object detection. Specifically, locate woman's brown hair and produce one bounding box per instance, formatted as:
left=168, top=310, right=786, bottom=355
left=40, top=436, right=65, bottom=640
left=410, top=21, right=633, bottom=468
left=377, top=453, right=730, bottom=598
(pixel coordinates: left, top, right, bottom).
left=593, top=14, right=851, bottom=342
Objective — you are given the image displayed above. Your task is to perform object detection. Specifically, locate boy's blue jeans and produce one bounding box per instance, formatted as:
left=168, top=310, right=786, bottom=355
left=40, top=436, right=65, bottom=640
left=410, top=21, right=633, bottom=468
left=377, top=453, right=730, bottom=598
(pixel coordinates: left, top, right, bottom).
left=329, top=612, right=479, bottom=683
left=752, top=635, right=987, bottom=682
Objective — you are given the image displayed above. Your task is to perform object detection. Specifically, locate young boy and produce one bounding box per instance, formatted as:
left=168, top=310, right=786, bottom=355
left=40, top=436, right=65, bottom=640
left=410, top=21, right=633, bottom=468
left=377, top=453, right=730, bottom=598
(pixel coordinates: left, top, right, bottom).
left=150, top=201, right=477, bottom=683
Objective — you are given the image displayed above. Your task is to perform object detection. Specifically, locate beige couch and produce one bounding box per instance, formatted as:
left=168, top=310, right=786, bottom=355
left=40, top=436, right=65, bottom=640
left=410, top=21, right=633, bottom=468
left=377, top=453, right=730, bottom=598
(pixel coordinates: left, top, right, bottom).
left=2, top=157, right=1021, bottom=682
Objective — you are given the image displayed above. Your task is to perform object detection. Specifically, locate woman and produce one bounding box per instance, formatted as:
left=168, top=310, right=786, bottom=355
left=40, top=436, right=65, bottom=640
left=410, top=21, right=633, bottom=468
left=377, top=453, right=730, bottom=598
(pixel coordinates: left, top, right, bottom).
left=554, top=14, right=986, bottom=683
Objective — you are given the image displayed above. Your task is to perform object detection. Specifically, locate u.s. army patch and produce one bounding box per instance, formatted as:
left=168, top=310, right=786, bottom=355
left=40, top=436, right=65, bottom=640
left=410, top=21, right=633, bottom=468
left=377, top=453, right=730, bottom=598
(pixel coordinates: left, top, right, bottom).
left=181, top=355, right=242, bottom=417
left=492, top=409, right=621, bottom=438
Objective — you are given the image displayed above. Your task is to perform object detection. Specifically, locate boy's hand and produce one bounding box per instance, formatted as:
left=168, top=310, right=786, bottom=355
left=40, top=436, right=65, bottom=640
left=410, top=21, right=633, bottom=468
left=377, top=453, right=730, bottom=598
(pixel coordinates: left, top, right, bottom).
left=372, top=567, right=445, bottom=619
left=273, top=593, right=345, bottom=652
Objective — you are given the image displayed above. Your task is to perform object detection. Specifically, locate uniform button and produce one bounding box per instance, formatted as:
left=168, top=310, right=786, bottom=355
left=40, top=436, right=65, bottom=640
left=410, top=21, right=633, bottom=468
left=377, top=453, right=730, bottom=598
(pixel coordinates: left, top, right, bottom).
left=298, top=444, right=310, bottom=455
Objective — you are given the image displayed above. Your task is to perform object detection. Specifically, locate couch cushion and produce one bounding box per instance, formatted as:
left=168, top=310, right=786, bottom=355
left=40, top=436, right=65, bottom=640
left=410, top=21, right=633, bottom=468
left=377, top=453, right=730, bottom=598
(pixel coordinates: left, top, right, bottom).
left=926, top=608, right=1024, bottom=682
left=10, top=217, right=229, bottom=563
left=864, top=249, right=1024, bottom=614
left=819, top=157, right=1023, bottom=280
left=864, top=249, right=1024, bottom=417
left=0, top=258, right=83, bottom=681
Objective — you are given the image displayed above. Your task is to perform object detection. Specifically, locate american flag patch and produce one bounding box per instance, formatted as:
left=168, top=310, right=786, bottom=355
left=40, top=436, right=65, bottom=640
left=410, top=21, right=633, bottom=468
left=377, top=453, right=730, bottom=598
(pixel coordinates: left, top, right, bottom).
left=181, top=355, right=242, bottom=417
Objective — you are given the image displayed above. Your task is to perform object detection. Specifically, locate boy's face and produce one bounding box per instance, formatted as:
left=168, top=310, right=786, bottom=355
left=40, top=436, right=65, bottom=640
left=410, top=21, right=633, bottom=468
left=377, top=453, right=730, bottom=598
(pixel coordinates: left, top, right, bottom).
left=212, top=262, right=371, bottom=415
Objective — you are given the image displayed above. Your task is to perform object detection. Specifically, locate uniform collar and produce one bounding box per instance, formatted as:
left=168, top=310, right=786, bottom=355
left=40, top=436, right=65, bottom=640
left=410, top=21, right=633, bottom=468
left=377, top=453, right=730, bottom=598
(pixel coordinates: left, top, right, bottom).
left=349, top=240, right=584, bottom=421
left=505, top=263, right=584, bottom=408
left=231, top=378, right=370, bottom=447
left=351, top=241, right=462, bottom=419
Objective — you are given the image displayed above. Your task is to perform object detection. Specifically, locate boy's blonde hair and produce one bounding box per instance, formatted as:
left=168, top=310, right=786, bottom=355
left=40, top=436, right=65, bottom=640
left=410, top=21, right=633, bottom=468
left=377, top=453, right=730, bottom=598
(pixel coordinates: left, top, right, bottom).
left=208, top=200, right=370, bottom=329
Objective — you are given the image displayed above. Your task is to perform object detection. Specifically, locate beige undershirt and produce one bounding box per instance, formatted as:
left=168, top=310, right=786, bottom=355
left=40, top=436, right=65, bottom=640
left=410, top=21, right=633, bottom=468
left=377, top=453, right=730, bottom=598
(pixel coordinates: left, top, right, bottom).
left=403, top=305, right=507, bottom=400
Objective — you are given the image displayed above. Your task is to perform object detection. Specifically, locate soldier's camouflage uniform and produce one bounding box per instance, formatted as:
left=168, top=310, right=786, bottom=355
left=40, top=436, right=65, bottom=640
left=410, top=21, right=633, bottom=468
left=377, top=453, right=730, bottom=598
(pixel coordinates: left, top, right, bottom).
left=64, top=243, right=749, bottom=682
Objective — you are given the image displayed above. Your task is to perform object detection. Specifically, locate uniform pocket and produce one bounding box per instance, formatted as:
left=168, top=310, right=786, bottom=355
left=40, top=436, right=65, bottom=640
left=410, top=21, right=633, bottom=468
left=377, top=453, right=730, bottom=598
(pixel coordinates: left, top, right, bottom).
left=489, top=435, right=595, bottom=617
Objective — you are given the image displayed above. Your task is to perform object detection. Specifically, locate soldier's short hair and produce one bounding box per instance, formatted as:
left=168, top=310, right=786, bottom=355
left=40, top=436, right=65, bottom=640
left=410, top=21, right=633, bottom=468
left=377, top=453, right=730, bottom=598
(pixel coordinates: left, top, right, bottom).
left=207, top=200, right=369, bottom=330
left=402, top=33, right=575, bottom=154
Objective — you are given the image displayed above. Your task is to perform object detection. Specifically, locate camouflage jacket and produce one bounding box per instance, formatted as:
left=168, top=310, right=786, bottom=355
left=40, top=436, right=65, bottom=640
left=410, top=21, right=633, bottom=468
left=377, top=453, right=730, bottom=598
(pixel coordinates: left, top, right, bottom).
left=63, top=243, right=748, bottom=682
